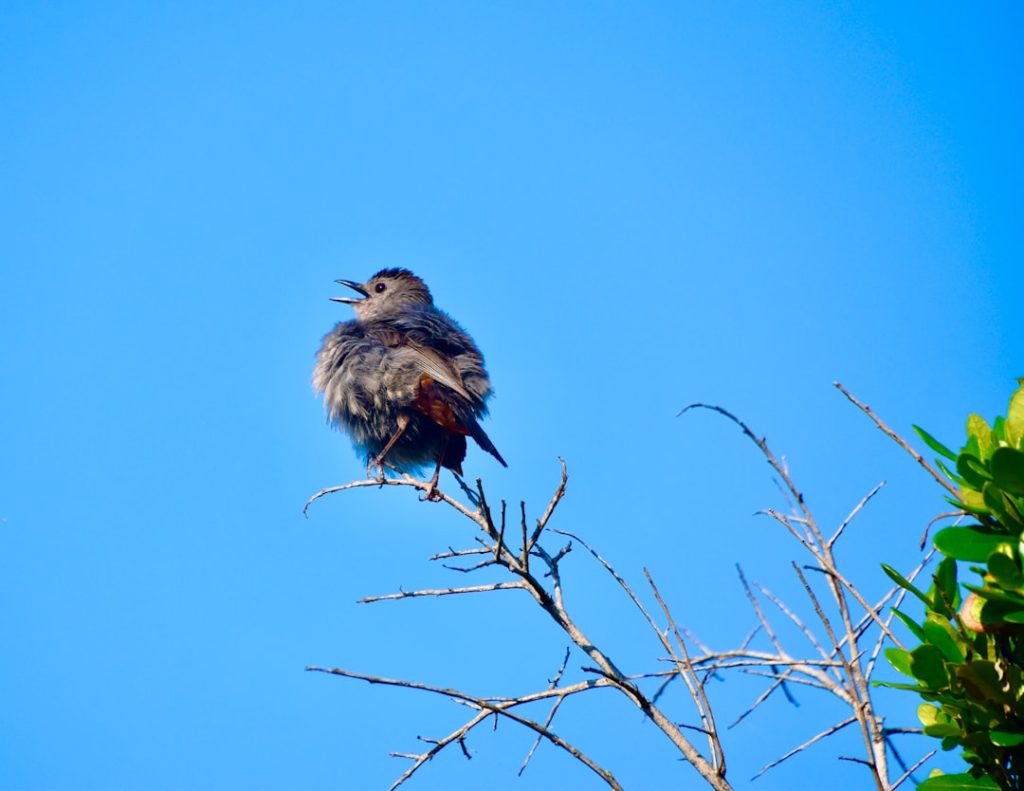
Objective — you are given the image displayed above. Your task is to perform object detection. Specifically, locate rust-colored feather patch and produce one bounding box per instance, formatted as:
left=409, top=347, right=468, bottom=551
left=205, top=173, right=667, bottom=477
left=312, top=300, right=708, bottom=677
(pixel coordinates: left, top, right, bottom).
left=412, top=374, right=470, bottom=435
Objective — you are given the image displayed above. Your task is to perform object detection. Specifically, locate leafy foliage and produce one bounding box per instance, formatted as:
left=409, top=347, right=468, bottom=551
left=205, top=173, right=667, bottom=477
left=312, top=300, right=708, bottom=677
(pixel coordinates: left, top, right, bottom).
left=884, top=381, right=1024, bottom=790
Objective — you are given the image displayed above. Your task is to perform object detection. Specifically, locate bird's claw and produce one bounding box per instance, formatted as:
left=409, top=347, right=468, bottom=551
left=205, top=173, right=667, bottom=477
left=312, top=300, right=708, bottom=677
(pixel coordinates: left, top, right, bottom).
left=420, top=485, right=443, bottom=502
left=367, top=461, right=387, bottom=484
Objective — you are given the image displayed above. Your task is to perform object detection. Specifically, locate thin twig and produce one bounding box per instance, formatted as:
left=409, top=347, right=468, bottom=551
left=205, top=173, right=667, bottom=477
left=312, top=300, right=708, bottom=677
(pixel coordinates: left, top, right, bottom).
left=359, top=582, right=524, bottom=603
left=307, top=666, right=622, bottom=789
left=494, top=502, right=507, bottom=563
left=753, top=716, right=857, bottom=778
left=303, top=475, right=479, bottom=522
left=529, top=459, right=568, bottom=549
left=833, top=382, right=958, bottom=499
left=741, top=669, right=834, bottom=692
left=752, top=580, right=834, bottom=674
left=519, top=648, right=572, bottom=776
left=645, top=567, right=725, bottom=776
left=520, top=501, right=529, bottom=571
left=430, top=547, right=491, bottom=561
left=389, top=710, right=490, bottom=788
left=829, top=482, right=886, bottom=549
left=737, top=566, right=787, bottom=659
left=891, top=750, right=936, bottom=790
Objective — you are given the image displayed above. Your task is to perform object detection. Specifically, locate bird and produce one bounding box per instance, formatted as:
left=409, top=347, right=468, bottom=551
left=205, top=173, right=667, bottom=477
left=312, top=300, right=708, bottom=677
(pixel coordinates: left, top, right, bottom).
left=313, top=268, right=507, bottom=498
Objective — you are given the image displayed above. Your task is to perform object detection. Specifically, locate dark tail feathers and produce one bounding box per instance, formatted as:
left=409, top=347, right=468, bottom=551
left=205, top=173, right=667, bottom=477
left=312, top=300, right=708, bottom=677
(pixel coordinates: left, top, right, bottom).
left=467, top=417, right=508, bottom=467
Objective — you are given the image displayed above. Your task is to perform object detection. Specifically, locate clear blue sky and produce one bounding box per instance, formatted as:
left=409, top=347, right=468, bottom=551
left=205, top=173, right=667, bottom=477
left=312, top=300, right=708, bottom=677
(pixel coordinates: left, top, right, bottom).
left=2, top=2, right=1022, bottom=789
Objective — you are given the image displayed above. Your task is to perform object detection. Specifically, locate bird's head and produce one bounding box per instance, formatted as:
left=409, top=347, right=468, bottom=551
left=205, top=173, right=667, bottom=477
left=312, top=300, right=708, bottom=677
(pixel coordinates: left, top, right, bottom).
left=330, top=268, right=434, bottom=321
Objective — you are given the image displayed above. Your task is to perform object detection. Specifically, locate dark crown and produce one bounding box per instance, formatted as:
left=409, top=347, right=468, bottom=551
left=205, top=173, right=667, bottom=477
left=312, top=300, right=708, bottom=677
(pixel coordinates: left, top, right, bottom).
left=372, top=267, right=419, bottom=281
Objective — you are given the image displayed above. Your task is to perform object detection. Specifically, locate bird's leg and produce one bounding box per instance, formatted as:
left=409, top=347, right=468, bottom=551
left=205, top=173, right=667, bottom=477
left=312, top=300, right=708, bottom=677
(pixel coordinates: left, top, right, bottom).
left=422, top=434, right=449, bottom=502
left=368, top=413, right=410, bottom=482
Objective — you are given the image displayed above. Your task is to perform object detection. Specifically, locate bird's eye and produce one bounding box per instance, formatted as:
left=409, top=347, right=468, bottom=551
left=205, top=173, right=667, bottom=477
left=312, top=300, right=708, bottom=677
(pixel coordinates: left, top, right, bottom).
left=375, top=282, right=387, bottom=293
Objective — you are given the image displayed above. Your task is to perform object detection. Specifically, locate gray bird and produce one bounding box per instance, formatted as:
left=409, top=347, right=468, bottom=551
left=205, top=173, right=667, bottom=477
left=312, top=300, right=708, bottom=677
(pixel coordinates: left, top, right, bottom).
left=313, top=268, right=507, bottom=497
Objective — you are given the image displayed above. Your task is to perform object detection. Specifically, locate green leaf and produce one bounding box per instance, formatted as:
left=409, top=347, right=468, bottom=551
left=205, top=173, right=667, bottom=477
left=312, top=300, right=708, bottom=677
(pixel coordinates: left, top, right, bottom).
left=982, top=481, right=1010, bottom=521
left=918, top=774, right=1001, bottom=790
left=910, top=644, right=949, bottom=688
left=915, top=425, right=959, bottom=461
left=979, top=486, right=1024, bottom=533
left=994, top=415, right=1007, bottom=443
left=918, top=704, right=961, bottom=740
left=873, top=680, right=930, bottom=691
left=937, top=458, right=966, bottom=486
left=956, top=661, right=1009, bottom=704
left=963, top=583, right=1024, bottom=606
left=1004, top=496, right=1024, bottom=531
left=933, top=557, right=960, bottom=613
left=934, top=527, right=1010, bottom=562
left=924, top=723, right=961, bottom=738
left=917, top=702, right=944, bottom=726
left=991, top=729, right=1024, bottom=747
left=957, top=453, right=992, bottom=490
left=952, top=491, right=990, bottom=516
left=885, top=647, right=914, bottom=677
left=967, top=414, right=994, bottom=460
left=991, top=446, right=1024, bottom=497
left=1006, top=379, right=1024, bottom=448
left=922, top=618, right=966, bottom=663
left=987, top=550, right=1024, bottom=590
left=891, top=607, right=927, bottom=642
left=881, top=563, right=932, bottom=607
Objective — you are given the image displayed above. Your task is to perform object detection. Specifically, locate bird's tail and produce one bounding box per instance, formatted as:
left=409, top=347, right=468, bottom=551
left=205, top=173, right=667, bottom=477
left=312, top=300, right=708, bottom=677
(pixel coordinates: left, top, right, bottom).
left=467, top=417, right=508, bottom=467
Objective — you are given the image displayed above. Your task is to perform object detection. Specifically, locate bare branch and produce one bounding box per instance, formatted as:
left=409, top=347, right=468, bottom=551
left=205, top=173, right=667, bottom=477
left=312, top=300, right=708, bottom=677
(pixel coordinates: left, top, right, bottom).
left=920, top=510, right=964, bottom=550
left=833, top=382, right=958, bottom=499
left=811, top=561, right=907, bottom=653
left=741, top=669, right=835, bottom=692
left=761, top=507, right=815, bottom=551
left=529, top=459, right=568, bottom=549
left=494, top=501, right=507, bottom=563
left=752, top=580, right=833, bottom=673
left=551, top=530, right=668, bottom=651
left=304, top=475, right=482, bottom=524
left=306, top=666, right=622, bottom=789
left=430, top=547, right=491, bottom=561
left=645, top=567, right=725, bottom=776
left=519, top=648, right=572, bottom=776
left=891, top=750, right=937, bottom=790
left=737, top=565, right=786, bottom=658
left=390, top=710, right=490, bottom=789
left=679, top=404, right=817, bottom=536
left=359, top=581, right=524, bottom=603
left=829, top=482, right=886, bottom=549
left=678, top=656, right=844, bottom=671
left=520, top=501, right=529, bottom=571
left=753, top=717, right=857, bottom=779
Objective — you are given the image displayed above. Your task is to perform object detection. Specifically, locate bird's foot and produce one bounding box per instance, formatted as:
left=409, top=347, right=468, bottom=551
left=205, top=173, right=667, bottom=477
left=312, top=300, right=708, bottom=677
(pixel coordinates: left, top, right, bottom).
left=367, top=460, right=387, bottom=484
left=420, top=486, right=443, bottom=502
left=420, top=472, right=444, bottom=502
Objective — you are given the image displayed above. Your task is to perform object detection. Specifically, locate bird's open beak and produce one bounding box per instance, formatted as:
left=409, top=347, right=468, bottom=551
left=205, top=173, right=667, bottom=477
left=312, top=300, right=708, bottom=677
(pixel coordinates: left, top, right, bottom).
left=329, top=279, right=369, bottom=304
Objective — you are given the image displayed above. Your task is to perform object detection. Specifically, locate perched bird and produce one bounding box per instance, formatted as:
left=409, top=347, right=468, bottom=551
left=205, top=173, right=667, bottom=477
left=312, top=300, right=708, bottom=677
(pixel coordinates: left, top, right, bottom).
left=313, top=268, right=507, bottom=497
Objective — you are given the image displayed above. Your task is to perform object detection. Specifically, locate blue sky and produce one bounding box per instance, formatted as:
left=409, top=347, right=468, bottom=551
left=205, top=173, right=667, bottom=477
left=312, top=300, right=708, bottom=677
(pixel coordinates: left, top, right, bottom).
left=2, top=2, right=1022, bottom=789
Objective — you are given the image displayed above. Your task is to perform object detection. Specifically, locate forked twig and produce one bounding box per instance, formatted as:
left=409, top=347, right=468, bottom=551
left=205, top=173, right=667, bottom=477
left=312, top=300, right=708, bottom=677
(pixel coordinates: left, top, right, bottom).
left=306, top=666, right=621, bottom=790
left=519, top=648, right=572, bottom=776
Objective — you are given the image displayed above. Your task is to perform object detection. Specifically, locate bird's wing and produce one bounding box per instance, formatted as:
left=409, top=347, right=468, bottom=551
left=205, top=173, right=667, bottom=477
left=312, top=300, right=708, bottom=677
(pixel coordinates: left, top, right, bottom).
left=367, top=325, right=476, bottom=404
left=399, top=341, right=476, bottom=403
